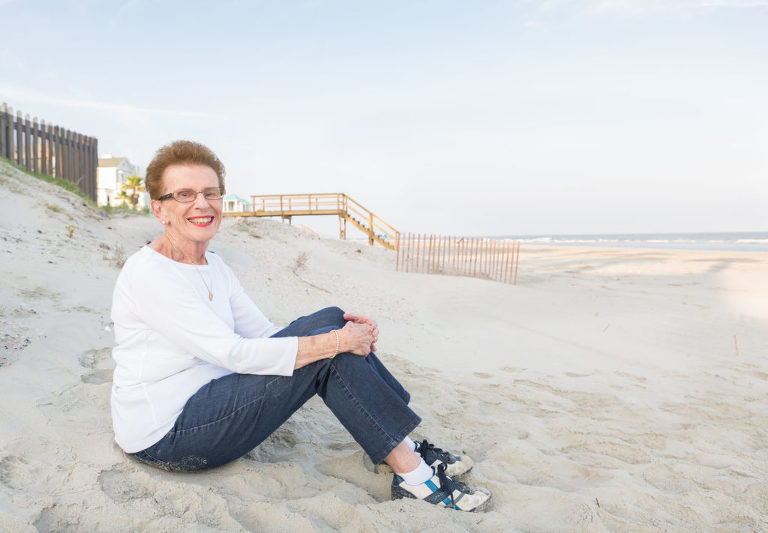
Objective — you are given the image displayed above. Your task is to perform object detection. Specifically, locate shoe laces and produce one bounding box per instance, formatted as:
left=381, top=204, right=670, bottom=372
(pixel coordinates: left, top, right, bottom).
left=434, top=462, right=457, bottom=508
left=434, top=462, right=473, bottom=509
left=418, top=439, right=454, bottom=464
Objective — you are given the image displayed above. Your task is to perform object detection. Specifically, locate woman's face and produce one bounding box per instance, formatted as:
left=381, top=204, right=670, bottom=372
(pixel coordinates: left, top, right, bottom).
left=153, top=164, right=223, bottom=245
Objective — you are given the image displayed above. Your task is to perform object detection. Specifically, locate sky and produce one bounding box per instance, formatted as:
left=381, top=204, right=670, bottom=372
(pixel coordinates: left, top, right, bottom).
left=1, top=0, right=766, bottom=237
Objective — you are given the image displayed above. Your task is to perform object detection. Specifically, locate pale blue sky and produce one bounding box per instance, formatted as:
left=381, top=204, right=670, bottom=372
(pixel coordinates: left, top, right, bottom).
left=1, top=0, right=766, bottom=236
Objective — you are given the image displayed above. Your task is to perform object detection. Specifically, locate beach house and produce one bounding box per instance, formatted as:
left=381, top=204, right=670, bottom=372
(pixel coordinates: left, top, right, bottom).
left=97, top=155, right=148, bottom=208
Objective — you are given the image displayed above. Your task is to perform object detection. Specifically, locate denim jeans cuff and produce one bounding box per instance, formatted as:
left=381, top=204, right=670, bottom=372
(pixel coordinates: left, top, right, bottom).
left=369, top=414, right=422, bottom=465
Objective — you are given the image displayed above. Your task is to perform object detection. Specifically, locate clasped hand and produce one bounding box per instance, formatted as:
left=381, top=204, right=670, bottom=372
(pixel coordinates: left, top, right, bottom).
left=339, top=312, right=379, bottom=356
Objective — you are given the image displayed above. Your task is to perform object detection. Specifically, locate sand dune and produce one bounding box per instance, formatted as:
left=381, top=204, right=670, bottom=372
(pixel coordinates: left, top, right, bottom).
left=1, top=160, right=767, bottom=531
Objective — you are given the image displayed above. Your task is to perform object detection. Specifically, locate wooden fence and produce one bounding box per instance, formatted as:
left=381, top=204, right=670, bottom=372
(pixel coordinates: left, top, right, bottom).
left=0, top=102, right=98, bottom=201
left=396, top=233, right=520, bottom=285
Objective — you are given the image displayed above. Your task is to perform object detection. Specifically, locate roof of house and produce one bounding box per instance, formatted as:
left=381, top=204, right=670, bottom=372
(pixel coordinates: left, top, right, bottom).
left=223, top=193, right=251, bottom=204
left=98, top=157, right=126, bottom=167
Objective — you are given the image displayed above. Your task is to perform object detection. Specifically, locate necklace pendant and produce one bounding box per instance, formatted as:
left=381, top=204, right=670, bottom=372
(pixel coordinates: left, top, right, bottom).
left=208, top=291, right=213, bottom=301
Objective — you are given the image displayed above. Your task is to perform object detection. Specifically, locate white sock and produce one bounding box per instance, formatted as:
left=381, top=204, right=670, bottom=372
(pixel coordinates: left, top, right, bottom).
left=396, top=458, right=434, bottom=486
left=403, top=435, right=416, bottom=452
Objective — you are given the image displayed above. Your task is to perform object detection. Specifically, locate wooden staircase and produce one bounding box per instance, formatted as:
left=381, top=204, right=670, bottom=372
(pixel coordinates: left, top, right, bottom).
left=222, top=193, right=400, bottom=250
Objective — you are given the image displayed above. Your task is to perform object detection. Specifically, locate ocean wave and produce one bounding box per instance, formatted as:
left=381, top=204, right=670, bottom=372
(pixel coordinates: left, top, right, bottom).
left=736, top=239, right=768, bottom=244
left=493, top=232, right=768, bottom=252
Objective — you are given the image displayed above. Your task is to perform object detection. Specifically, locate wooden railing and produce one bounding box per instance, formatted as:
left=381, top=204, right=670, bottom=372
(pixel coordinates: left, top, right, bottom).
left=223, top=193, right=400, bottom=250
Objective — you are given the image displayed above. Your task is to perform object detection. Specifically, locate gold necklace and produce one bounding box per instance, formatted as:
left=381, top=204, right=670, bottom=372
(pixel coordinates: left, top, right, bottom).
left=165, top=234, right=213, bottom=301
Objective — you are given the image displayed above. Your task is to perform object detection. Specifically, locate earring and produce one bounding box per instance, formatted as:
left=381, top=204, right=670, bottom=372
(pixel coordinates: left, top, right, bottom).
left=162, top=220, right=167, bottom=225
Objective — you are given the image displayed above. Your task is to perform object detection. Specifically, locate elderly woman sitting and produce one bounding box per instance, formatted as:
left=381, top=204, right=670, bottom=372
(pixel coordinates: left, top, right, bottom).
left=110, top=140, right=491, bottom=512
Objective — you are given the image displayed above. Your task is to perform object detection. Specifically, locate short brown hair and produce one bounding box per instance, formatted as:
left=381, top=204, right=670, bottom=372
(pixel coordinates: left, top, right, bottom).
left=145, top=140, right=226, bottom=200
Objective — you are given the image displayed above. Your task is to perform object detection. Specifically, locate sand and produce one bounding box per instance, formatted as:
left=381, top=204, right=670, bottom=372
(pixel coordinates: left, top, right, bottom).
left=1, top=160, right=767, bottom=532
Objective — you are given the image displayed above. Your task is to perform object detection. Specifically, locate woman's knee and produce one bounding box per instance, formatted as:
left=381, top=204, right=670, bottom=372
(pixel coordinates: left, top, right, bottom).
left=279, top=306, right=347, bottom=337
left=318, top=306, right=346, bottom=328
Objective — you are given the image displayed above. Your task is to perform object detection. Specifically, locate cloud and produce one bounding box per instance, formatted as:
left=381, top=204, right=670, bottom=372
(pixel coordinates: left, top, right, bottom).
left=0, top=85, right=217, bottom=120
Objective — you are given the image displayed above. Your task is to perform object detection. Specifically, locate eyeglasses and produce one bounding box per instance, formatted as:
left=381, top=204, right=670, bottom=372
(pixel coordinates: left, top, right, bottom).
left=158, top=188, right=224, bottom=203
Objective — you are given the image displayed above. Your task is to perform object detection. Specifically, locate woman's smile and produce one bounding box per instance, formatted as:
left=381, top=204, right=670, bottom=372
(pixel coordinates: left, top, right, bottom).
left=188, top=216, right=215, bottom=227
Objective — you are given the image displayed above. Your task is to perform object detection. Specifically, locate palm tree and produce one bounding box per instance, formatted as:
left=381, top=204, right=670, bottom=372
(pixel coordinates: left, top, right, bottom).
left=121, top=175, right=146, bottom=209
left=116, top=190, right=130, bottom=207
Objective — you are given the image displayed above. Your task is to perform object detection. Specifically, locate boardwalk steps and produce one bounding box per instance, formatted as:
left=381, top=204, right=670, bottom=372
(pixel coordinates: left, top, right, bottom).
left=222, top=193, right=399, bottom=250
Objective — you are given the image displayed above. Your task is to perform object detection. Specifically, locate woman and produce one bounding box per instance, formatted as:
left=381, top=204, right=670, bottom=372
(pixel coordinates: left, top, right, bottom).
left=110, top=140, right=491, bottom=512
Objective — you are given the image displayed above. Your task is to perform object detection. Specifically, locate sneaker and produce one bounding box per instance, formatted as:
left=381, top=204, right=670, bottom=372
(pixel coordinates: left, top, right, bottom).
left=391, top=463, right=492, bottom=512
left=414, top=439, right=474, bottom=478
left=376, top=439, right=474, bottom=477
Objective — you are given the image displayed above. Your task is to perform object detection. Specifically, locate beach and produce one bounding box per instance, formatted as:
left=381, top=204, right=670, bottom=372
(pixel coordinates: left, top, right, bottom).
left=1, top=161, right=767, bottom=532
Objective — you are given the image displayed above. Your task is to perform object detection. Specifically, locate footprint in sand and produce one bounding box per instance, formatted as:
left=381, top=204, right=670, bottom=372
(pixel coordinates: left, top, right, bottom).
left=98, top=467, right=151, bottom=504
left=0, top=455, right=30, bottom=490
left=78, top=347, right=114, bottom=385
left=81, top=369, right=113, bottom=385
left=34, top=506, right=74, bottom=532
left=0, top=454, right=54, bottom=494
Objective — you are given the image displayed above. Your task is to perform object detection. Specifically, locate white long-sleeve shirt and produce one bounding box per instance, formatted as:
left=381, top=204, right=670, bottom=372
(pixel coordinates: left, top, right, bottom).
left=110, top=246, right=298, bottom=453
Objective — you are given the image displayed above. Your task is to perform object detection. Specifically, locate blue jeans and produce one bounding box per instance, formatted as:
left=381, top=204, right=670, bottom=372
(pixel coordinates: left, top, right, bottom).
left=131, top=307, right=421, bottom=472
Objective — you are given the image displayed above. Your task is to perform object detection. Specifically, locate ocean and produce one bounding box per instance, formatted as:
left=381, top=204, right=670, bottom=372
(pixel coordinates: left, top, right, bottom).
left=488, top=232, right=768, bottom=253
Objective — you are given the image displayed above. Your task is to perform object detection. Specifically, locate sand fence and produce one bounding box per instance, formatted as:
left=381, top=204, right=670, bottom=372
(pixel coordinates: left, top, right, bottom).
left=396, top=233, right=520, bottom=284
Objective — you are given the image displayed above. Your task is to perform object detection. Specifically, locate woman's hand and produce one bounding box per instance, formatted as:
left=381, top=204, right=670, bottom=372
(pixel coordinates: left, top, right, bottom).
left=339, top=321, right=375, bottom=356
left=343, top=312, right=379, bottom=352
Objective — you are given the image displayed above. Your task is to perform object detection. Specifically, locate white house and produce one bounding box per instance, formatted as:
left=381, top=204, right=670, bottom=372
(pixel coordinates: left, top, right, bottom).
left=97, top=155, right=148, bottom=208
left=223, top=193, right=252, bottom=213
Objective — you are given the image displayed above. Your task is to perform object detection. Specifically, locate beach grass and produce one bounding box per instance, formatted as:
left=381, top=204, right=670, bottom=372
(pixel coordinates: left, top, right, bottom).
left=0, top=155, right=93, bottom=204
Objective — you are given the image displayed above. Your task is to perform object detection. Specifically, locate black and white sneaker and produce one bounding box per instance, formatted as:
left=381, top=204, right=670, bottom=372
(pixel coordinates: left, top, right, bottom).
left=414, top=439, right=474, bottom=478
left=391, top=463, right=492, bottom=512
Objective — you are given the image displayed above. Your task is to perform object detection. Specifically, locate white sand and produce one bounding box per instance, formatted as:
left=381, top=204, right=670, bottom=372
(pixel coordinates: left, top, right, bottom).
left=1, top=160, right=767, bottom=532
